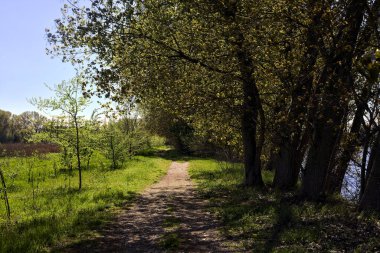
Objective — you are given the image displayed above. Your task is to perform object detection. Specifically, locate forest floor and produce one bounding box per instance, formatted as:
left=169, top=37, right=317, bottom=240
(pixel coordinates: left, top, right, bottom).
left=60, top=161, right=236, bottom=253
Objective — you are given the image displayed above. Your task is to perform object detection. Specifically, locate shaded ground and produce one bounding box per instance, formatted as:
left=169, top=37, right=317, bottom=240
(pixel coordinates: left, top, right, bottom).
left=190, top=159, right=380, bottom=252
left=61, top=161, right=235, bottom=253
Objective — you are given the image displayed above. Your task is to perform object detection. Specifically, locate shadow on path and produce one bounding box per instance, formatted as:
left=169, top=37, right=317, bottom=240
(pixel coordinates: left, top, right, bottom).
left=60, top=162, right=234, bottom=253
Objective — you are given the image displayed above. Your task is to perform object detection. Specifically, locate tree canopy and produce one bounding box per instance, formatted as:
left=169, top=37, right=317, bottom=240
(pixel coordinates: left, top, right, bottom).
left=47, top=0, right=380, bottom=210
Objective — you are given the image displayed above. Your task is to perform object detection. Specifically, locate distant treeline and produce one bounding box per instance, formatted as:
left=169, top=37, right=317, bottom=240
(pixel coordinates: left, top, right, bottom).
left=0, top=110, right=47, bottom=143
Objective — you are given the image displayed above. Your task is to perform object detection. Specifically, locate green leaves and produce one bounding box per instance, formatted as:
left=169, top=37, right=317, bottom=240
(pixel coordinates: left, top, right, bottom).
left=30, top=77, right=90, bottom=119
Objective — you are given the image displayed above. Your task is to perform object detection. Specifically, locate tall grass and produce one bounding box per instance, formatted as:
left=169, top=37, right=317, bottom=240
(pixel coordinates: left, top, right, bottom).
left=0, top=152, right=171, bottom=252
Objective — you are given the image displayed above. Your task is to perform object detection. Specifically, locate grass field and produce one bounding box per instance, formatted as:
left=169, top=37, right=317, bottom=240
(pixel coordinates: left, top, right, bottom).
left=2, top=152, right=379, bottom=252
left=0, top=152, right=171, bottom=253
left=189, top=158, right=380, bottom=252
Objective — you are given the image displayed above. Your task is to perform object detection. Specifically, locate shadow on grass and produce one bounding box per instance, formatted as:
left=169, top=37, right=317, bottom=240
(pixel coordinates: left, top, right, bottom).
left=139, top=147, right=234, bottom=164
left=0, top=190, right=139, bottom=253
left=137, top=148, right=197, bottom=163
left=190, top=160, right=380, bottom=252
left=0, top=209, right=111, bottom=253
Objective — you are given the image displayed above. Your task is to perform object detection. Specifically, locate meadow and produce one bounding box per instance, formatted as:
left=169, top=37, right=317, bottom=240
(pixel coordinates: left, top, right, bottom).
left=0, top=150, right=171, bottom=252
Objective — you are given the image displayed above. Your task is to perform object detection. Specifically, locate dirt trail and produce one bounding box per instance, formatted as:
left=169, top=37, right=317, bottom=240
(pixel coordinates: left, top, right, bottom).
left=63, top=162, right=235, bottom=253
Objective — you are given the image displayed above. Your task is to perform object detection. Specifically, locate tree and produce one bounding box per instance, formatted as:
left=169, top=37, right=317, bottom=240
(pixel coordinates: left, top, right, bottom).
left=30, top=77, right=90, bottom=190
left=0, top=110, right=12, bottom=143
left=46, top=0, right=287, bottom=187
left=270, top=0, right=380, bottom=196
left=272, top=0, right=324, bottom=190
left=47, top=0, right=380, bottom=205
left=299, top=0, right=368, bottom=200
left=81, top=111, right=102, bottom=170
left=10, top=111, right=47, bottom=142
left=325, top=48, right=380, bottom=194
left=101, top=119, right=129, bottom=170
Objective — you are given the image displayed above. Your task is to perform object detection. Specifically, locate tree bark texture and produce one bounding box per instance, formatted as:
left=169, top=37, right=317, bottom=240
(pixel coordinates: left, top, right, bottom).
left=237, top=34, right=264, bottom=187
left=360, top=132, right=380, bottom=212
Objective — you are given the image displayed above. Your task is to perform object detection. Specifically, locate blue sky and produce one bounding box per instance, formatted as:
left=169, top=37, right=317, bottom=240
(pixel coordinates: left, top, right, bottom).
left=0, top=0, right=96, bottom=116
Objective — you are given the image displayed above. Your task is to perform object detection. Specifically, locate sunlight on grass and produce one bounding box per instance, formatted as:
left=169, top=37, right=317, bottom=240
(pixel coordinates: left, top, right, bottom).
left=0, top=153, right=171, bottom=253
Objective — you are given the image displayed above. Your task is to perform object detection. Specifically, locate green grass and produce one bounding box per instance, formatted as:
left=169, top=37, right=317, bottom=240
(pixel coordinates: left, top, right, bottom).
left=0, top=152, right=171, bottom=253
left=159, top=232, right=181, bottom=251
left=189, top=158, right=380, bottom=252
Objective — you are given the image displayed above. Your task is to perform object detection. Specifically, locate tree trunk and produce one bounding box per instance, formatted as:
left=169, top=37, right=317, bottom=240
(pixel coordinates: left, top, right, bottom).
left=240, top=76, right=263, bottom=187
left=360, top=140, right=369, bottom=199
left=255, top=95, right=266, bottom=178
left=0, top=168, right=11, bottom=221
left=273, top=4, right=321, bottom=189
left=265, top=148, right=275, bottom=171
left=274, top=137, right=306, bottom=190
left=236, top=32, right=264, bottom=187
left=324, top=101, right=365, bottom=194
left=301, top=0, right=366, bottom=200
left=209, top=0, right=265, bottom=187
left=75, top=118, right=82, bottom=190
left=323, top=0, right=380, bottom=192
left=359, top=132, right=380, bottom=212
left=110, top=134, right=116, bottom=170
left=366, top=134, right=379, bottom=183
left=301, top=108, right=344, bottom=199
left=241, top=108, right=261, bottom=187
left=274, top=142, right=293, bottom=189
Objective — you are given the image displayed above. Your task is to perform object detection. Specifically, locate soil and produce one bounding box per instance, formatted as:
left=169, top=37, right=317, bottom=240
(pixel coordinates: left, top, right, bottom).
left=61, top=162, right=237, bottom=253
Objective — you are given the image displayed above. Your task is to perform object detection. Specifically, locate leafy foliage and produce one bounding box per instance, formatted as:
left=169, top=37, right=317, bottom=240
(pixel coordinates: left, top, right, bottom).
left=47, top=0, right=380, bottom=209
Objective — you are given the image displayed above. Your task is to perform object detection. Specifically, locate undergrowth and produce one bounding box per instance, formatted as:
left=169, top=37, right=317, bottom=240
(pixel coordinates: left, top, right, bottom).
left=189, top=159, right=380, bottom=252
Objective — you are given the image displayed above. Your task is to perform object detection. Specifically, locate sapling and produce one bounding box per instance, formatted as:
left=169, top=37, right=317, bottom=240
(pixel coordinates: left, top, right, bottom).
left=53, top=161, right=57, bottom=177
left=0, top=166, right=11, bottom=221
left=30, top=76, right=90, bottom=190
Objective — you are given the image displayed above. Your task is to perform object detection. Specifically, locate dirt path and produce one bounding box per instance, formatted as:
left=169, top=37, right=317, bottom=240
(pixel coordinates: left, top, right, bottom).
left=63, top=162, right=235, bottom=253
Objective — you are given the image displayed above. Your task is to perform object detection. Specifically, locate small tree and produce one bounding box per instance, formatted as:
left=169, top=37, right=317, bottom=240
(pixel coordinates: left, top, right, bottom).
left=0, top=167, right=10, bottom=221
left=101, top=119, right=128, bottom=170
left=30, top=77, right=90, bottom=190
left=81, top=111, right=102, bottom=170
